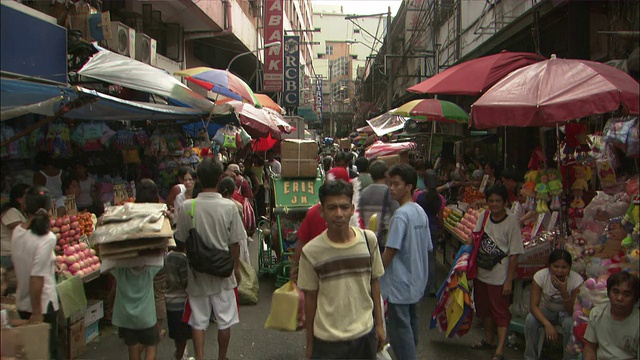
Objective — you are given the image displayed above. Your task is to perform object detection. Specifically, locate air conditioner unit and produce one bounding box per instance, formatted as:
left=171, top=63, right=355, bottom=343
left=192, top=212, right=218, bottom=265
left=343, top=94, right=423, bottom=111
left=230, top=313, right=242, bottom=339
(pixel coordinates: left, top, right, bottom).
left=135, top=33, right=157, bottom=66
left=107, top=21, right=135, bottom=58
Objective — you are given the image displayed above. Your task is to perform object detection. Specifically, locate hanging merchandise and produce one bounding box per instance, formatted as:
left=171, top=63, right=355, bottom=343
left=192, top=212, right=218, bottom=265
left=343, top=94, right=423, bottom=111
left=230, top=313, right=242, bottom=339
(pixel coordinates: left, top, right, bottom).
left=213, top=125, right=240, bottom=148
left=113, top=129, right=137, bottom=150
left=71, top=121, right=116, bottom=151
left=604, top=116, right=637, bottom=153
left=146, top=131, right=168, bottom=157
left=0, top=124, right=19, bottom=159
left=571, top=165, right=592, bottom=209
left=134, top=129, right=149, bottom=148
left=29, top=127, right=47, bottom=157
left=535, top=171, right=551, bottom=213
left=47, top=122, right=74, bottom=158
left=236, top=127, right=252, bottom=148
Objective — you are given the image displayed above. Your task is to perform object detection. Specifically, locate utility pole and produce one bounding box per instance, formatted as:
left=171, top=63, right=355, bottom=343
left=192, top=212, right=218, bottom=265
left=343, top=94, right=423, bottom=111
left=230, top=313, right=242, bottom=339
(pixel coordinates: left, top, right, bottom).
left=329, top=62, right=333, bottom=138
left=385, top=6, right=392, bottom=111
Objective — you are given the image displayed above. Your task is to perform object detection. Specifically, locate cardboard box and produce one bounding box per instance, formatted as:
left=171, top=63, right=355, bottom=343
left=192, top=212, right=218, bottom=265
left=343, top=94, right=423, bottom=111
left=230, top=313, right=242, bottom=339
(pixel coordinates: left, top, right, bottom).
left=1, top=322, right=50, bottom=360
left=84, top=300, right=104, bottom=327
left=339, top=138, right=351, bottom=150
left=60, top=319, right=86, bottom=360
left=85, top=321, right=99, bottom=344
left=281, top=139, right=318, bottom=179
left=281, top=159, right=317, bottom=178
left=376, top=153, right=410, bottom=168
left=281, top=139, right=317, bottom=160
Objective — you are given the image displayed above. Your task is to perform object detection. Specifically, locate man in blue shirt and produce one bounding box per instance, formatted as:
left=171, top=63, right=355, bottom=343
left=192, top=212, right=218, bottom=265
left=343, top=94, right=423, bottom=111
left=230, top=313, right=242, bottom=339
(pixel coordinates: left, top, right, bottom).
left=381, top=164, right=433, bottom=360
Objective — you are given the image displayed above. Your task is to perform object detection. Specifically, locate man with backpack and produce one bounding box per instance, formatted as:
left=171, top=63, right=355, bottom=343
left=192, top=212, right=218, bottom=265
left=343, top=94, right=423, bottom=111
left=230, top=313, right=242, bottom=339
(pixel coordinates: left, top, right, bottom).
left=174, top=158, right=245, bottom=360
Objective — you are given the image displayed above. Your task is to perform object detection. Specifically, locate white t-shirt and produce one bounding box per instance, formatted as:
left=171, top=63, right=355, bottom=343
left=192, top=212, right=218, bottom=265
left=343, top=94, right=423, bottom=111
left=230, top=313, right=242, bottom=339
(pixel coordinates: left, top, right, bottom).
left=172, top=184, right=187, bottom=225
left=474, top=211, right=524, bottom=285
left=533, top=268, right=583, bottom=312
left=11, top=226, right=59, bottom=312
left=1, top=208, right=26, bottom=256
left=584, top=303, right=639, bottom=360
left=266, top=160, right=281, bottom=175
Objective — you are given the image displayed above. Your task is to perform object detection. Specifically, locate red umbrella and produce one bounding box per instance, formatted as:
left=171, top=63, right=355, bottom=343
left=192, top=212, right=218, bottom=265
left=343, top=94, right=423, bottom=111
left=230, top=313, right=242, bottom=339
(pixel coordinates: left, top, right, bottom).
left=252, top=133, right=278, bottom=152
left=471, top=55, right=640, bottom=129
left=226, top=100, right=281, bottom=139
left=407, top=51, right=543, bottom=96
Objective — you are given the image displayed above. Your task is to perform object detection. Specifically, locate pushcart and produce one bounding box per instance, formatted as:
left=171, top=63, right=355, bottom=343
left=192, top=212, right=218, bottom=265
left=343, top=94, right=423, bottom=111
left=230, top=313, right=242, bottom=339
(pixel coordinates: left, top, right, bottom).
left=257, top=175, right=322, bottom=287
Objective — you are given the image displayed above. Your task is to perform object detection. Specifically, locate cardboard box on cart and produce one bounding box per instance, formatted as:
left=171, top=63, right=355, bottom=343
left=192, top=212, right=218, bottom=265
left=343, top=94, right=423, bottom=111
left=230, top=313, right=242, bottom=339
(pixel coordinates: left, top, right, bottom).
left=281, top=139, right=318, bottom=178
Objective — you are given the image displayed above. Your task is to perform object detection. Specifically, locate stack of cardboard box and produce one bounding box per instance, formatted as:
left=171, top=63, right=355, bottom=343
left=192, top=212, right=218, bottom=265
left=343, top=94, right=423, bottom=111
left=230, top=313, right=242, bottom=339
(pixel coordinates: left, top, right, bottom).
left=281, top=139, right=318, bottom=178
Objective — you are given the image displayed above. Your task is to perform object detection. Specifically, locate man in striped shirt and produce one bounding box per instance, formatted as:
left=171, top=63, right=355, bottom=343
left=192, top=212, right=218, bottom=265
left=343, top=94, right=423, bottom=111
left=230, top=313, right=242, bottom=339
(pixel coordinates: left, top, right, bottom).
left=298, top=180, right=385, bottom=359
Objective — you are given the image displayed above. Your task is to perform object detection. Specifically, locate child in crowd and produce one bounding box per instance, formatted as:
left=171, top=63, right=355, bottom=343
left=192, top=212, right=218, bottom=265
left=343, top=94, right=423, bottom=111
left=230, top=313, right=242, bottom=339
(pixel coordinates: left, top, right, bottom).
left=164, top=241, right=191, bottom=360
left=524, top=249, right=583, bottom=360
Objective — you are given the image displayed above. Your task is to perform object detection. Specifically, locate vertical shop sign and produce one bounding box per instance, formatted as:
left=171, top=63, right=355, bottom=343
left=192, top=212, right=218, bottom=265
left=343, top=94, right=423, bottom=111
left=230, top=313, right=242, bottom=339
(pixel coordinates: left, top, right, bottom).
left=315, top=75, right=323, bottom=122
left=283, top=36, right=300, bottom=107
left=264, top=0, right=283, bottom=92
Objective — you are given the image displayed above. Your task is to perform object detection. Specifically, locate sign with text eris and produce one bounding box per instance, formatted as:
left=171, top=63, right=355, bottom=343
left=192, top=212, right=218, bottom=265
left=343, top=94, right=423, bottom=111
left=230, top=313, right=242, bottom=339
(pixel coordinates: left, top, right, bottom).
left=264, top=0, right=283, bottom=92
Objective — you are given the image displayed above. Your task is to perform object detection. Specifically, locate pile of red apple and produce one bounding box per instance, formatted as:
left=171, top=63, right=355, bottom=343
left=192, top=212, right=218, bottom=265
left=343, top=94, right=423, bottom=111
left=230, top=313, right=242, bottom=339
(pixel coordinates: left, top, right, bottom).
left=56, top=242, right=101, bottom=277
left=51, top=215, right=83, bottom=253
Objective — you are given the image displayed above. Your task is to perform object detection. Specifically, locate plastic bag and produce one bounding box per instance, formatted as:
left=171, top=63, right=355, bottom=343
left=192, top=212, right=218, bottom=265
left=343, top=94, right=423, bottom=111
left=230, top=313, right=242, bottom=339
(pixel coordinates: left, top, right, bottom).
left=377, top=344, right=392, bottom=360
left=238, top=260, right=259, bottom=305
left=56, top=274, right=87, bottom=318
left=264, top=281, right=305, bottom=331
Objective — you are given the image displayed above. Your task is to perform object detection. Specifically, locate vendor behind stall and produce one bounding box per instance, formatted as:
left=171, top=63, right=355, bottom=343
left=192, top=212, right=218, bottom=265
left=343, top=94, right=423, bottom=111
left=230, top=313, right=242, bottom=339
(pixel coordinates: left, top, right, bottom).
left=56, top=176, right=81, bottom=217
left=32, top=152, right=63, bottom=202
left=0, top=183, right=29, bottom=271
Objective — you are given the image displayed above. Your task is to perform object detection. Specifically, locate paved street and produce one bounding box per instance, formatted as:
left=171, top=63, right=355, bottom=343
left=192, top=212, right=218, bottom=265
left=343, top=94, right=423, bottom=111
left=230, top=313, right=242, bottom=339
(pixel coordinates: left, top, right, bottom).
left=85, top=238, right=527, bottom=360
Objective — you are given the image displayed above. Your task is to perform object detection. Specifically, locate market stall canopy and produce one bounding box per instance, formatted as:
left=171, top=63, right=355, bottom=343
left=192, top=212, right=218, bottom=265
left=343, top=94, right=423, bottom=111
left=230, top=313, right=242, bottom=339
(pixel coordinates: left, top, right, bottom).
left=1, top=77, right=213, bottom=122
left=1, top=77, right=67, bottom=120
left=175, top=67, right=260, bottom=108
left=407, top=51, right=544, bottom=96
left=471, top=55, right=640, bottom=129
left=391, top=99, right=469, bottom=123
left=225, top=100, right=280, bottom=139
left=63, top=87, right=212, bottom=121
left=366, top=112, right=407, bottom=136
left=356, top=125, right=374, bottom=135
left=77, top=47, right=214, bottom=113
left=365, top=140, right=416, bottom=159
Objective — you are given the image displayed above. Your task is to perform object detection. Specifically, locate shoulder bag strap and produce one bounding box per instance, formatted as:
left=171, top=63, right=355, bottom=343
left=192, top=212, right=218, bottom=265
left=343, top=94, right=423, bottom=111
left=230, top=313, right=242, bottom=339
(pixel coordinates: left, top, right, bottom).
left=480, top=210, right=490, bottom=237
left=189, top=199, right=196, bottom=228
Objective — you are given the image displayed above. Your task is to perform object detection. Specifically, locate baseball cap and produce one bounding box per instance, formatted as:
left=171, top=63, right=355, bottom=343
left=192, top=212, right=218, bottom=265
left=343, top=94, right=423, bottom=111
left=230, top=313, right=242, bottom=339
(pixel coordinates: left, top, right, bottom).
left=227, top=164, right=240, bottom=173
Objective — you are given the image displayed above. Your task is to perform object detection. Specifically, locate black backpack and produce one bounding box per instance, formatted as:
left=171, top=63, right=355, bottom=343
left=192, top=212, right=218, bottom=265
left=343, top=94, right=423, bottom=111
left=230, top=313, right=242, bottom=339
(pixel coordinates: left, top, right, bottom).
left=185, top=200, right=234, bottom=277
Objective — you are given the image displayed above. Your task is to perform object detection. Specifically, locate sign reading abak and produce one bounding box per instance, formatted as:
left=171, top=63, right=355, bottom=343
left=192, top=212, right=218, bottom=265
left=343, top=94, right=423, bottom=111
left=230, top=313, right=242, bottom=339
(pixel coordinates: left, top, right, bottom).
left=264, top=0, right=283, bottom=92
left=283, top=36, right=299, bottom=107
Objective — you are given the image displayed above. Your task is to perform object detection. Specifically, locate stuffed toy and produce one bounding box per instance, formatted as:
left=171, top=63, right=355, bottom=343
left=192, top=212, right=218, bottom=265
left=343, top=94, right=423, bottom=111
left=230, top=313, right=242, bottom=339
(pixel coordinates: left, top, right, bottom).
left=571, top=165, right=591, bottom=209
left=593, top=217, right=632, bottom=259
left=522, top=170, right=538, bottom=212
left=535, top=171, right=550, bottom=213
left=548, top=169, right=563, bottom=211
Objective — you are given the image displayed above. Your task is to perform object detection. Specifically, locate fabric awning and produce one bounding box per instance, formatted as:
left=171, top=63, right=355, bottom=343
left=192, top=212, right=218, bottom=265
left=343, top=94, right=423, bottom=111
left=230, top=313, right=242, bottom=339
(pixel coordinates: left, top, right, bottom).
left=1, top=77, right=218, bottom=122
left=63, top=87, right=211, bottom=121
left=78, top=47, right=214, bottom=112
left=1, top=78, right=68, bottom=121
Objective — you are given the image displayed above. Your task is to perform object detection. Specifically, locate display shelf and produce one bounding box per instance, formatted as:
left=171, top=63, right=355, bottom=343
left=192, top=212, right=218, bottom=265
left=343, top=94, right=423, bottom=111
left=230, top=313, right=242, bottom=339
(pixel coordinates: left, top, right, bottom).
left=444, top=225, right=472, bottom=245
left=81, top=269, right=100, bottom=283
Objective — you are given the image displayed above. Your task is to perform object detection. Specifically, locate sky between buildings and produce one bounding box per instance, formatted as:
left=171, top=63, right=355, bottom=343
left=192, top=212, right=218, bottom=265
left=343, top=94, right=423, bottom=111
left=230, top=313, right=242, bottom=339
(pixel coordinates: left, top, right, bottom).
left=312, top=0, right=402, bottom=16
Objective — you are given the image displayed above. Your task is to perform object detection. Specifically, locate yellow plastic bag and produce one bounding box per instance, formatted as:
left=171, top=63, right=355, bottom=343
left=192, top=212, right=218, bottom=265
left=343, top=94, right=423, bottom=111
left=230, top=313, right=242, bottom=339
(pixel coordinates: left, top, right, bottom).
left=264, top=281, right=304, bottom=331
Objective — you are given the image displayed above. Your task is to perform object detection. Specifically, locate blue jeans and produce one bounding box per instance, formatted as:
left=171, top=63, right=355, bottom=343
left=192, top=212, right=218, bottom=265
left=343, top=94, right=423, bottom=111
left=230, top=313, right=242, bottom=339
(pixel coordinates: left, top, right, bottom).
left=387, top=302, right=419, bottom=360
left=524, top=308, right=576, bottom=360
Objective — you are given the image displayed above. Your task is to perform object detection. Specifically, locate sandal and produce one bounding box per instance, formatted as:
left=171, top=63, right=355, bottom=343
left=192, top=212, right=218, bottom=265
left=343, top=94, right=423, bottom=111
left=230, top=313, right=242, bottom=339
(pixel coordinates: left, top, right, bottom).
left=470, top=339, right=496, bottom=349
left=491, top=354, right=505, bottom=360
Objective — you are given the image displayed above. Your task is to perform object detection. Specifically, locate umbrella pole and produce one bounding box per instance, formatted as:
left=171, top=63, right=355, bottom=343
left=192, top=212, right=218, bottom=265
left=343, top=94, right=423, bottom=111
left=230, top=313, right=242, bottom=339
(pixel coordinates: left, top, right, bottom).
left=504, top=127, right=507, bottom=166
left=429, top=121, right=435, bottom=162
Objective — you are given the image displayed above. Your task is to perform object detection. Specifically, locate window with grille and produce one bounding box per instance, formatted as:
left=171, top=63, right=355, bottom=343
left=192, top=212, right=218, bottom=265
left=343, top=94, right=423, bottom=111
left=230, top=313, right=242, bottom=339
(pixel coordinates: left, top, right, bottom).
left=326, top=45, right=334, bottom=55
